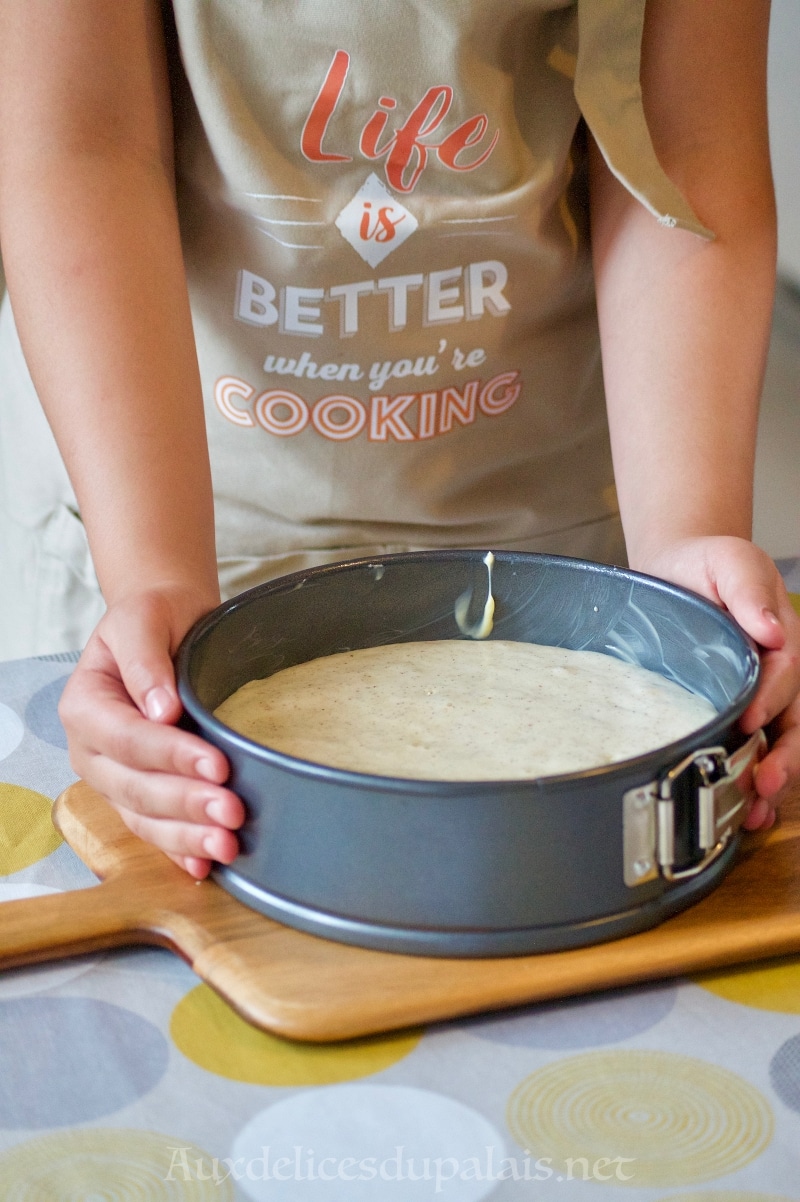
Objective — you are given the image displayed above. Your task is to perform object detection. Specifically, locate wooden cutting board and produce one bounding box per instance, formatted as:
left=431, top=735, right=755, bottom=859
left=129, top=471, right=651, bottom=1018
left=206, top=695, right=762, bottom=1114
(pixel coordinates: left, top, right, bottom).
left=0, top=779, right=799, bottom=1042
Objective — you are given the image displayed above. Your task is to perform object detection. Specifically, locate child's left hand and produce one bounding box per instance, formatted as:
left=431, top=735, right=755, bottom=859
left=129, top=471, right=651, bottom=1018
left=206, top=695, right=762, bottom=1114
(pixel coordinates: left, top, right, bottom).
left=636, top=536, right=800, bottom=832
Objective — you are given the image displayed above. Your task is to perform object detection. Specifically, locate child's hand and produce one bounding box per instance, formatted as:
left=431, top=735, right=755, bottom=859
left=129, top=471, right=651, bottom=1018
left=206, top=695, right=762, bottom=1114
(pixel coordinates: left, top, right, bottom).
left=58, top=586, right=245, bottom=879
left=637, top=536, right=800, bottom=832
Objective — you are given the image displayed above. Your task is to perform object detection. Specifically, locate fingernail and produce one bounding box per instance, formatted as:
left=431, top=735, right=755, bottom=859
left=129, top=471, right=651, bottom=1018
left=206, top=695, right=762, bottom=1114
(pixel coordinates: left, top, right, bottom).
left=755, top=761, right=787, bottom=796
left=196, top=756, right=219, bottom=782
left=185, top=858, right=211, bottom=880
left=205, top=798, right=229, bottom=824
left=762, top=608, right=782, bottom=628
left=745, top=797, right=768, bottom=828
left=144, top=687, right=171, bottom=721
left=203, top=834, right=219, bottom=857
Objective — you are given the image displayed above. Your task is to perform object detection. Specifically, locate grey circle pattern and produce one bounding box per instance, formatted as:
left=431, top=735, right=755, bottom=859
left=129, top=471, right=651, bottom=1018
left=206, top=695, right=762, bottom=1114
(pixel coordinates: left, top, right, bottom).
left=465, top=983, right=677, bottom=1049
left=769, top=1033, right=800, bottom=1113
left=24, top=677, right=70, bottom=750
left=0, top=998, right=169, bottom=1128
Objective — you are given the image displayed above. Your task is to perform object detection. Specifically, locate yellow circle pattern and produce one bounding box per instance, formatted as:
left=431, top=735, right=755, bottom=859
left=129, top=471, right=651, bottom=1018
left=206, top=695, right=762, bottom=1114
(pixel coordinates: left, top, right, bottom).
left=0, top=1128, right=232, bottom=1200
left=506, top=1050, right=772, bottom=1188
left=0, top=784, right=62, bottom=874
left=170, top=984, right=423, bottom=1084
left=696, top=957, right=800, bottom=1014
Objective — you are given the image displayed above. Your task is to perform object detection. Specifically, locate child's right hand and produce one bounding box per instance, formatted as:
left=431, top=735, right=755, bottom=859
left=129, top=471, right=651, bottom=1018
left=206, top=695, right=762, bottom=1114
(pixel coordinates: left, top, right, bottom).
left=58, top=586, right=245, bottom=879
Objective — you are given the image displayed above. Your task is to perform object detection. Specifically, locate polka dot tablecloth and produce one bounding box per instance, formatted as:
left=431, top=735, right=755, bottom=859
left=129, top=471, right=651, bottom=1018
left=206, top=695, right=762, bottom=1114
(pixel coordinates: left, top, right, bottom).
left=2, top=634, right=800, bottom=1201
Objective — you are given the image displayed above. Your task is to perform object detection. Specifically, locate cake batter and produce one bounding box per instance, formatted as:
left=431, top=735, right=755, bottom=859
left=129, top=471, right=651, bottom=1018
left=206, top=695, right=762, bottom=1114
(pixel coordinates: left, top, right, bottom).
left=214, top=640, right=717, bottom=780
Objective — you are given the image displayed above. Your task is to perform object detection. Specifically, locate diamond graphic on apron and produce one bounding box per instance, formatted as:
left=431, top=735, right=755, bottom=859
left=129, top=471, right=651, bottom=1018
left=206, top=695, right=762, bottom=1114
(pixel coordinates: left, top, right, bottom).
left=335, top=173, right=418, bottom=267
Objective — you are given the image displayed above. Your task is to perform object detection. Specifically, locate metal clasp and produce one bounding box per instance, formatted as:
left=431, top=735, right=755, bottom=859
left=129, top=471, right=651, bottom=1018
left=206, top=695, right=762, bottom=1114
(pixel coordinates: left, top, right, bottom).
left=623, top=728, right=766, bottom=887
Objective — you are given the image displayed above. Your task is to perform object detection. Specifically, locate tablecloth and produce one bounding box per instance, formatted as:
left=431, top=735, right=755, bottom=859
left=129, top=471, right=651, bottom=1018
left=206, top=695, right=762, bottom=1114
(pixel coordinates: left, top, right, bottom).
left=1, top=640, right=800, bottom=1200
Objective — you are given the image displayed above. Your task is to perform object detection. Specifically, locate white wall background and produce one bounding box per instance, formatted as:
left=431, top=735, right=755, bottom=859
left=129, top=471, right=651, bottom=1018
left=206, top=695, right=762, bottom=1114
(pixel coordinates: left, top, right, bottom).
left=751, top=0, right=800, bottom=561
left=770, top=0, right=800, bottom=284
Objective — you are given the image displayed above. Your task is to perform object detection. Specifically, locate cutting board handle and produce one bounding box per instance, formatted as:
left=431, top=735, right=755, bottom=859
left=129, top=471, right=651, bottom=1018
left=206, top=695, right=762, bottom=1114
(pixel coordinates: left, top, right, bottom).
left=0, top=880, right=157, bottom=970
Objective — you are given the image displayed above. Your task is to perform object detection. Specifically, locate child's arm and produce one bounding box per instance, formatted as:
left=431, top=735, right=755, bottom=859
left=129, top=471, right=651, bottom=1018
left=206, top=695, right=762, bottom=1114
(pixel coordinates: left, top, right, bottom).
left=0, top=0, right=243, bottom=874
left=591, top=0, right=800, bottom=826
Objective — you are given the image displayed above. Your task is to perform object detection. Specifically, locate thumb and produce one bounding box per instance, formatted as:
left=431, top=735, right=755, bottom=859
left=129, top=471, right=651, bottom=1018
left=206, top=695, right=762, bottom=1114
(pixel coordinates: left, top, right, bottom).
left=712, top=553, right=786, bottom=652
left=97, top=593, right=184, bottom=724
left=728, top=592, right=786, bottom=651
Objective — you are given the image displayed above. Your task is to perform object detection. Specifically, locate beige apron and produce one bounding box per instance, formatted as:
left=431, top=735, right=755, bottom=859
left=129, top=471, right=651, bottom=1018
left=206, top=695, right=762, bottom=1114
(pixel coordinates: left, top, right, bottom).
left=0, top=0, right=706, bottom=657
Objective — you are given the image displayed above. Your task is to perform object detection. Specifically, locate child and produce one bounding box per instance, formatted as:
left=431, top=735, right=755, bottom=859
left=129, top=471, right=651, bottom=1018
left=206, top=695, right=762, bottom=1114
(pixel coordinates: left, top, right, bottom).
left=0, top=0, right=796, bottom=877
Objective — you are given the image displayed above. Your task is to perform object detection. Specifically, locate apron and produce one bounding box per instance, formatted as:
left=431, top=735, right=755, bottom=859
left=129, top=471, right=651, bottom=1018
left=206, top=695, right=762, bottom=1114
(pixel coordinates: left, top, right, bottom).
left=0, top=0, right=707, bottom=656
